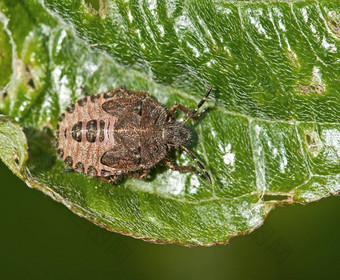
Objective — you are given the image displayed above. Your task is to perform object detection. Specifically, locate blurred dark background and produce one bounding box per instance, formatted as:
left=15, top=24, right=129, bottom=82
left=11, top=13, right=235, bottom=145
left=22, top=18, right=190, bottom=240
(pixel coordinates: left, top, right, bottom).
left=1, top=160, right=339, bottom=280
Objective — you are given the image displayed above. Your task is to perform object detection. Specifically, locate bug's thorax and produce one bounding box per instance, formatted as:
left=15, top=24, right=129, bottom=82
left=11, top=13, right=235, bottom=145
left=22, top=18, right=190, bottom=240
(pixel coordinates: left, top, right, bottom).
left=163, top=121, right=190, bottom=148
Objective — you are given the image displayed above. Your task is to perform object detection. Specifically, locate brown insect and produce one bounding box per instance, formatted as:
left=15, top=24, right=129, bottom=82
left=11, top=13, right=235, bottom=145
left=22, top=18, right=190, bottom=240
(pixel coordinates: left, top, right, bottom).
left=56, top=86, right=212, bottom=184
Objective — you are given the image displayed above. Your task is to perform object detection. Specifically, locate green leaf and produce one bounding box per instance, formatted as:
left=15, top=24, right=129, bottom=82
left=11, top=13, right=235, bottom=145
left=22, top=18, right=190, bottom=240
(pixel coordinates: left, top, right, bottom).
left=0, top=11, right=13, bottom=95
left=0, top=0, right=339, bottom=245
left=0, top=116, right=27, bottom=180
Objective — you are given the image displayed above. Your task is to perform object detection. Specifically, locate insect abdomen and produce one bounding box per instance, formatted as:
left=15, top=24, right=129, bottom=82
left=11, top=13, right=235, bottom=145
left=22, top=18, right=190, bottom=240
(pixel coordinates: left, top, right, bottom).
left=56, top=94, right=118, bottom=177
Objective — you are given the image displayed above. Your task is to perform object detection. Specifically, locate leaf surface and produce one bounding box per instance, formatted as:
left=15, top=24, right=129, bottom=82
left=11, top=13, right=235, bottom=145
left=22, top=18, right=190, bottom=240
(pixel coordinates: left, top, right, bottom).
left=0, top=0, right=339, bottom=245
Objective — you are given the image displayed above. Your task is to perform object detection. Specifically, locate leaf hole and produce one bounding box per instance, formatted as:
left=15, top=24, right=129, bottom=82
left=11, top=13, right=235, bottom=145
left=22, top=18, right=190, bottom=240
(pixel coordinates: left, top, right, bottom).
left=83, top=0, right=108, bottom=16
left=23, top=63, right=37, bottom=90
left=27, top=78, right=36, bottom=89
left=298, top=84, right=325, bottom=95
left=305, top=132, right=316, bottom=148
left=14, top=156, right=19, bottom=166
left=304, top=131, right=322, bottom=156
left=328, top=18, right=340, bottom=37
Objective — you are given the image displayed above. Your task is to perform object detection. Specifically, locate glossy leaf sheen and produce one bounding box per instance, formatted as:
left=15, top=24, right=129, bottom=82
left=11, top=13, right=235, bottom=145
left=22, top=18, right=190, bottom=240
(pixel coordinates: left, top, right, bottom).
left=0, top=0, right=339, bottom=245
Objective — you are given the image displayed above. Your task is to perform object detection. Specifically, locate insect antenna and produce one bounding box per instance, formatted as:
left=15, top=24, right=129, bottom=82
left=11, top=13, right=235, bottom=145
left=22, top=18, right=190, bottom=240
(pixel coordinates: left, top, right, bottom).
left=180, top=145, right=212, bottom=184
left=182, top=85, right=213, bottom=125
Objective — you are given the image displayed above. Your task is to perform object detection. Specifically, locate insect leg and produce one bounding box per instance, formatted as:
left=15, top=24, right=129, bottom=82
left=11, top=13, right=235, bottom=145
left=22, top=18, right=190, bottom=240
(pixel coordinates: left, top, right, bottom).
left=181, top=146, right=212, bottom=184
left=164, top=156, right=211, bottom=184
left=128, top=169, right=149, bottom=180
left=164, top=156, right=196, bottom=173
left=97, top=174, right=123, bottom=184
left=182, top=85, right=213, bottom=125
left=167, top=104, right=209, bottom=121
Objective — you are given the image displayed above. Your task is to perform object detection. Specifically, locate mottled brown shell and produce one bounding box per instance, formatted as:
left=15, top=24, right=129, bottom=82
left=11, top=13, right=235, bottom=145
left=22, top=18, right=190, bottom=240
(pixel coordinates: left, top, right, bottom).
left=56, top=88, right=168, bottom=177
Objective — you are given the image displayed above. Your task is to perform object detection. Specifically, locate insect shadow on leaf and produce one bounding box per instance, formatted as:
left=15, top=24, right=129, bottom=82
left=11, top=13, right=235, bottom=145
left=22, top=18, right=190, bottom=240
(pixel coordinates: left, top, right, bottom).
left=25, top=126, right=57, bottom=173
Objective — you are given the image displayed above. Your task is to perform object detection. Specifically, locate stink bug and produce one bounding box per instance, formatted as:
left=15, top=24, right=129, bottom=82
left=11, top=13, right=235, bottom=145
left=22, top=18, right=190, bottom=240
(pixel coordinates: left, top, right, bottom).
left=56, top=86, right=213, bottom=184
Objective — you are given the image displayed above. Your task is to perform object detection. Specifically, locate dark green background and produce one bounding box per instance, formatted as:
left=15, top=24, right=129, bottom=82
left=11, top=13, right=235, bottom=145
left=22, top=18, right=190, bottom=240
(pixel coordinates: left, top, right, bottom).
left=1, top=161, right=339, bottom=280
